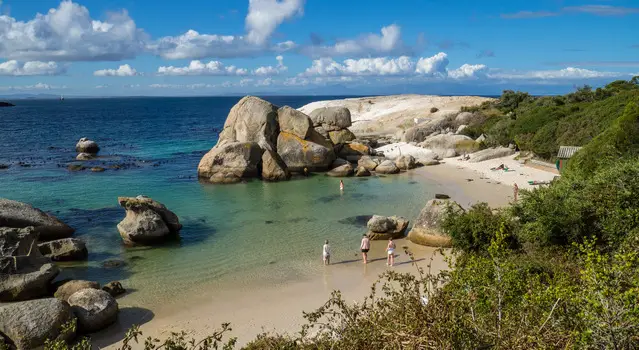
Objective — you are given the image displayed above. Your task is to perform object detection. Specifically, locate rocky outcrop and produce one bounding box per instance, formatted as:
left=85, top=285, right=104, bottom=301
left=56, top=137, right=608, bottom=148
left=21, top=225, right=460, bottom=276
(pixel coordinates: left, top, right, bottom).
left=278, top=106, right=312, bottom=139
left=395, top=155, right=417, bottom=170
left=418, top=134, right=475, bottom=158
left=328, top=129, right=356, bottom=144
left=117, top=196, right=181, bottom=245
left=216, top=96, right=279, bottom=151
left=261, top=150, right=291, bottom=181
left=0, top=199, right=75, bottom=241
left=277, top=131, right=335, bottom=172
left=367, top=215, right=409, bottom=240
left=337, top=142, right=371, bottom=161
left=0, top=102, right=15, bottom=107
left=38, top=238, right=88, bottom=261
left=469, top=147, right=515, bottom=163
left=327, top=163, right=354, bottom=177
left=454, top=112, right=474, bottom=125
left=357, top=156, right=380, bottom=171
left=309, top=107, right=352, bottom=131
left=102, top=281, right=126, bottom=297
left=355, top=166, right=371, bottom=177
left=54, top=280, right=100, bottom=301
left=407, top=199, right=464, bottom=247
left=198, top=141, right=264, bottom=183
left=75, top=138, right=99, bottom=154
left=1, top=227, right=59, bottom=302
left=76, top=153, right=94, bottom=161
left=403, top=116, right=453, bottom=143
left=375, top=160, right=400, bottom=174
left=0, top=298, right=76, bottom=350
left=68, top=288, right=119, bottom=333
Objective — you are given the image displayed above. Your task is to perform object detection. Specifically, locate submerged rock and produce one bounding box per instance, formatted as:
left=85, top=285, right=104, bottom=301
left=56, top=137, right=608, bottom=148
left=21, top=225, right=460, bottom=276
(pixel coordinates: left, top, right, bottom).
left=117, top=196, right=181, bottom=245
left=0, top=198, right=75, bottom=241
left=407, top=199, right=464, bottom=247
left=68, top=288, right=119, bottom=333
left=38, top=238, right=88, bottom=261
left=76, top=153, right=94, bottom=161
left=75, top=138, right=100, bottom=154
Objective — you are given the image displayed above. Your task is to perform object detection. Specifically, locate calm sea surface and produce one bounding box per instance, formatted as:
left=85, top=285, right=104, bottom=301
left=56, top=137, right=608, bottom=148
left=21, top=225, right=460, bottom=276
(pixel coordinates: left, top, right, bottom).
left=0, top=96, right=438, bottom=307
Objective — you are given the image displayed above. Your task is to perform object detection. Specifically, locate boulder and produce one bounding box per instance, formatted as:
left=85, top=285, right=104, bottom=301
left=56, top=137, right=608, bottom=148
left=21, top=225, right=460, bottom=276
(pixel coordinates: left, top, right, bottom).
left=366, top=215, right=409, bottom=240
left=418, top=134, right=475, bottom=159
left=1, top=227, right=59, bottom=302
left=197, top=141, right=264, bottom=182
left=54, top=280, right=100, bottom=301
left=261, top=150, right=290, bottom=181
left=38, top=238, right=88, bottom=261
left=117, top=196, right=181, bottom=245
left=68, top=288, right=119, bottom=333
left=337, top=142, right=371, bottom=160
left=216, top=96, right=279, bottom=151
left=375, top=160, right=400, bottom=174
left=314, top=125, right=329, bottom=139
left=456, top=125, right=467, bottom=134
left=75, top=138, right=99, bottom=154
left=326, top=163, right=354, bottom=177
left=0, top=298, right=76, bottom=350
left=357, top=156, right=380, bottom=171
left=476, top=134, right=486, bottom=143
left=407, top=199, right=464, bottom=247
left=0, top=198, right=75, bottom=241
left=277, top=131, right=335, bottom=172
left=309, top=107, right=352, bottom=131
left=469, top=147, right=515, bottom=163
left=455, top=112, right=474, bottom=125
left=355, top=166, right=371, bottom=177
left=395, top=155, right=417, bottom=170
left=328, top=129, right=356, bottom=144
left=277, top=106, right=312, bottom=139
left=76, top=153, right=94, bottom=161
left=102, top=281, right=126, bottom=297
left=403, top=116, right=453, bottom=143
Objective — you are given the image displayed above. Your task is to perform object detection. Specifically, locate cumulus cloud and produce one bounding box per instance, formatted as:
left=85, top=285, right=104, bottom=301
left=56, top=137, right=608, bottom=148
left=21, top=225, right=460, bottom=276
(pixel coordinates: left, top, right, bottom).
left=448, top=64, right=488, bottom=79
left=489, top=67, right=629, bottom=80
left=149, top=83, right=215, bottom=89
left=148, top=30, right=261, bottom=60
left=301, top=24, right=410, bottom=58
left=415, top=53, right=449, bottom=75
left=0, top=82, right=65, bottom=91
left=303, top=53, right=451, bottom=77
left=253, top=55, right=288, bottom=75
left=0, top=1, right=147, bottom=61
left=157, top=60, right=249, bottom=76
left=0, top=60, right=65, bottom=76
left=94, top=64, right=138, bottom=77
left=245, top=0, right=304, bottom=45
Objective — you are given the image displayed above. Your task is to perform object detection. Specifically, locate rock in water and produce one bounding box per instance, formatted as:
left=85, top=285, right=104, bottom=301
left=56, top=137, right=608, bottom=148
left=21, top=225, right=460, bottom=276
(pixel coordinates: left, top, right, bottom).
left=0, top=298, right=76, bottom=350
left=358, top=156, right=380, bottom=171
left=68, top=288, right=119, bottom=333
left=375, top=160, right=400, bottom=174
left=38, top=238, right=88, bottom=261
left=261, top=150, right=291, bottom=181
left=327, top=163, right=354, bottom=177
left=407, top=199, right=464, bottom=247
left=0, top=102, right=15, bottom=107
left=309, top=107, right=352, bottom=131
left=328, top=129, right=356, bottom=144
left=366, top=215, right=409, bottom=240
left=75, top=138, right=100, bottom=154
left=277, top=106, right=312, bottom=139
left=102, top=281, right=126, bottom=297
left=117, top=196, right=181, bottom=245
left=355, top=166, right=371, bottom=177
left=54, top=280, right=100, bottom=301
left=367, top=215, right=395, bottom=233
left=0, top=198, right=75, bottom=241
left=197, top=142, right=264, bottom=183
left=395, top=155, right=417, bottom=170
left=0, top=227, right=60, bottom=302
left=217, top=96, right=279, bottom=151
left=76, top=153, right=94, bottom=161
left=277, top=131, right=335, bottom=172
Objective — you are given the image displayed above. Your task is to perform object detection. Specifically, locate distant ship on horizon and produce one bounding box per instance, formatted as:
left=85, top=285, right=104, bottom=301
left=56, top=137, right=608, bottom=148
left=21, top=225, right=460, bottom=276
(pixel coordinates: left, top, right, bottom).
left=60, top=95, right=64, bottom=101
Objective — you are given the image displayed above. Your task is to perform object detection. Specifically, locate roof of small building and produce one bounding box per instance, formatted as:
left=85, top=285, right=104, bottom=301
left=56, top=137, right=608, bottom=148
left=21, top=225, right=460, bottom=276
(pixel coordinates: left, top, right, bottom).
left=557, top=146, right=583, bottom=159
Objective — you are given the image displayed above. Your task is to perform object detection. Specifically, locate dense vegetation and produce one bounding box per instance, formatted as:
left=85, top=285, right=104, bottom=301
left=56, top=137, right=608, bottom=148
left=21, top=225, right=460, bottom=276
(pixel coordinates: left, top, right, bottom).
left=5, top=78, right=639, bottom=349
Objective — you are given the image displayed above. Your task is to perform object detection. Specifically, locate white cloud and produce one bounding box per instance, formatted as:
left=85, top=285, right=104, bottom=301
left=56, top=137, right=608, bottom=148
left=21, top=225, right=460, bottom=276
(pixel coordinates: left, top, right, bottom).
left=94, top=64, right=138, bottom=77
left=149, top=83, right=215, bottom=89
left=301, top=24, right=410, bottom=58
left=304, top=53, right=448, bottom=77
left=0, top=82, right=66, bottom=91
left=95, top=84, right=109, bottom=89
left=157, top=60, right=249, bottom=76
left=253, top=55, right=288, bottom=75
left=489, top=67, right=627, bottom=80
left=415, top=53, right=449, bottom=76
left=0, top=1, right=147, bottom=61
left=149, top=30, right=261, bottom=60
left=0, top=60, right=65, bottom=76
left=245, top=0, right=304, bottom=45
left=448, top=64, right=488, bottom=79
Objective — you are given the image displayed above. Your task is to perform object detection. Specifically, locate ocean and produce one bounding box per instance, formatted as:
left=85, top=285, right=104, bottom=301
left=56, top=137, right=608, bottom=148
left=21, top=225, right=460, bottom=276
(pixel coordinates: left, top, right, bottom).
left=0, top=96, right=439, bottom=307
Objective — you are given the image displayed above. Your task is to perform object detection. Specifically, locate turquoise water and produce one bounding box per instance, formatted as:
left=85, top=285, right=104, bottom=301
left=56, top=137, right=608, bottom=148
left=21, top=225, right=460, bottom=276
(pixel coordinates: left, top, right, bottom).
left=0, top=97, right=437, bottom=307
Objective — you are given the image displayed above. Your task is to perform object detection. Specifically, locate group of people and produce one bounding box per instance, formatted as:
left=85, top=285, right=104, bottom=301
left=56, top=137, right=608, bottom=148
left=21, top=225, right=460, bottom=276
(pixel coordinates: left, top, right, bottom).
left=322, top=234, right=396, bottom=267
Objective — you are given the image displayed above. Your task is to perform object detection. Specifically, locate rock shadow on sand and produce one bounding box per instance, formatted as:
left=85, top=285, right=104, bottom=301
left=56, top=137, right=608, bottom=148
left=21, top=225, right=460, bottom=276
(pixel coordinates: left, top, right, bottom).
left=87, top=307, right=155, bottom=349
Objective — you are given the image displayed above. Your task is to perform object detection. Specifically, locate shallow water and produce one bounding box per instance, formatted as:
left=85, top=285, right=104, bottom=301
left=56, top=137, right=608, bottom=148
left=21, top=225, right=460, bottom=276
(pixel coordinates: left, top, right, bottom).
left=0, top=97, right=437, bottom=307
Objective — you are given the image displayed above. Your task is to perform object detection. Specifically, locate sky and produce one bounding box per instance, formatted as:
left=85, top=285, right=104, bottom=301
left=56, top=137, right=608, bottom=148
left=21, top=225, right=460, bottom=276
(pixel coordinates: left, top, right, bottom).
left=0, top=0, right=637, bottom=96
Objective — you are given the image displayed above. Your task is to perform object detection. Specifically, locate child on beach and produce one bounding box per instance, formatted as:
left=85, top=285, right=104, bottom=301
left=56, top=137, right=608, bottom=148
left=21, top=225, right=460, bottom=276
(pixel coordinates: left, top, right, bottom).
left=386, top=238, right=396, bottom=267
left=360, top=234, right=370, bottom=264
left=323, top=240, right=331, bottom=265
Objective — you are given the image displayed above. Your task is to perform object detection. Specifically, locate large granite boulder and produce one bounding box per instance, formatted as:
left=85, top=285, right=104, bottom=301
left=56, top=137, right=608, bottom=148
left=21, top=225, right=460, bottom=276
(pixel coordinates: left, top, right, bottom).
left=197, top=142, right=264, bottom=183
left=0, top=199, right=75, bottom=241
left=75, top=137, right=99, bottom=154
left=355, top=166, right=371, bottom=177
left=328, top=129, right=356, bottom=145
left=38, top=238, right=88, bottom=261
left=327, top=163, right=354, bottom=177
left=309, top=107, right=352, bottom=131
left=469, top=147, right=515, bottom=163
left=367, top=215, right=409, bottom=240
left=68, top=288, right=119, bottom=333
left=337, top=142, right=371, bottom=161
left=0, top=298, right=76, bottom=350
left=403, top=116, right=453, bottom=143
left=1, top=227, right=59, bottom=302
left=395, top=155, right=417, bottom=170
left=455, top=112, right=474, bottom=125
left=375, top=160, right=400, bottom=174
left=261, top=150, right=291, bottom=181
left=277, top=131, right=336, bottom=172
left=358, top=156, right=380, bottom=171
left=117, top=196, right=181, bottom=245
left=277, top=106, right=311, bottom=139
left=54, top=280, right=100, bottom=301
left=407, top=199, right=464, bottom=247
left=418, top=134, right=475, bottom=159
left=216, top=96, right=279, bottom=151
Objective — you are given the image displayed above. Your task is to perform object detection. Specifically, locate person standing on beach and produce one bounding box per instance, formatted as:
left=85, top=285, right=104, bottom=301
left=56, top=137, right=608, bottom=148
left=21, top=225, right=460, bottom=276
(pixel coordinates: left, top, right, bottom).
left=360, top=234, right=370, bottom=264
left=323, top=240, right=331, bottom=265
left=513, top=183, right=519, bottom=202
left=386, top=238, right=396, bottom=267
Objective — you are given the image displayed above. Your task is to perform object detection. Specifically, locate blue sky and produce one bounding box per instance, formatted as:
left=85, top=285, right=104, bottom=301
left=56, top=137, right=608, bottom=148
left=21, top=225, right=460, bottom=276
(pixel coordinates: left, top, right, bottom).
left=0, top=0, right=637, bottom=96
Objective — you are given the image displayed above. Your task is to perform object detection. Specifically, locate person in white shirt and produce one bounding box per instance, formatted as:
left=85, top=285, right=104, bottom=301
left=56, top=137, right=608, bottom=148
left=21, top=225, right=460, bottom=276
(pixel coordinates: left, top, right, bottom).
left=323, top=240, right=331, bottom=265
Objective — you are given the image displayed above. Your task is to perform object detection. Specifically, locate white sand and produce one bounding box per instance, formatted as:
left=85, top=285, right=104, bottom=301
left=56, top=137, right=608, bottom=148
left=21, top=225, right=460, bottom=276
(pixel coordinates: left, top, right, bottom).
left=298, top=95, right=493, bottom=135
